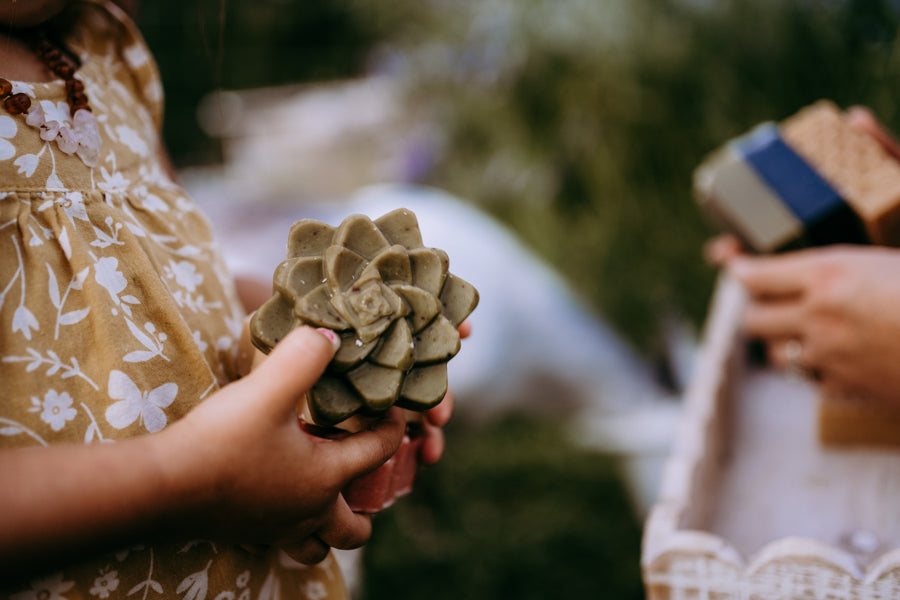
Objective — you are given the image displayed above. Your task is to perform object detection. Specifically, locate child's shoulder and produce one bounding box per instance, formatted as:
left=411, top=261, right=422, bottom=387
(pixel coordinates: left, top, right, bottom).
left=67, top=1, right=145, bottom=54
left=66, top=0, right=164, bottom=128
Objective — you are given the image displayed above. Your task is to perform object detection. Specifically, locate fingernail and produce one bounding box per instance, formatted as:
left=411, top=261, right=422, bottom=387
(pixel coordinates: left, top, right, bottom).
left=315, top=328, right=341, bottom=353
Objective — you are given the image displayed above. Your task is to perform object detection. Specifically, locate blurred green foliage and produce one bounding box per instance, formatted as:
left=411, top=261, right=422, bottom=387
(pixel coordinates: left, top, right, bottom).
left=138, top=0, right=900, bottom=354
left=137, top=0, right=381, bottom=165
left=361, top=416, right=644, bottom=600
left=348, top=0, right=900, bottom=351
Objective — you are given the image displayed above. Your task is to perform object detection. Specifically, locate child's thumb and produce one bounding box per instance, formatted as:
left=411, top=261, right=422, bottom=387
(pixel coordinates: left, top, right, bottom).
left=250, top=327, right=341, bottom=410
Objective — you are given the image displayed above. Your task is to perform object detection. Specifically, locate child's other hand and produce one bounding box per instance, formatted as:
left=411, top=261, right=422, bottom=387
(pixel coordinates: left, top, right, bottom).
left=162, top=327, right=406, bottom=564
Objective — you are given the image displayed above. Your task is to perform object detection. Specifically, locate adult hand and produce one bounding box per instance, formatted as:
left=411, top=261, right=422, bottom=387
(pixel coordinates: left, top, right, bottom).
left=703, top=106, right=900, bottom=405
left=163, top=326, right=406, bottom=564
left=722, top=245, right=900, bottom=404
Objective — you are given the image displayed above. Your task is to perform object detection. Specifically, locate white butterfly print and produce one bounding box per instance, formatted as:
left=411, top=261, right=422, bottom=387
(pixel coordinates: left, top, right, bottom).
left=105, top=370, right=177, bottom=433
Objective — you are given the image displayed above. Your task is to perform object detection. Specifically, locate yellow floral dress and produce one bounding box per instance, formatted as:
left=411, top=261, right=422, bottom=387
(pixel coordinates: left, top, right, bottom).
left=0, top=2, right=347, bottom=598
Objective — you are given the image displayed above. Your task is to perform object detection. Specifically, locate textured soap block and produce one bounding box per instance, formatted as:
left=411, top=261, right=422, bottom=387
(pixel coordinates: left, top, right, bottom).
left=781, top=100, right=900, bottom=246
left=250, top=208, right=479, bottom=426
left=818, top=392, right=900, bottom=447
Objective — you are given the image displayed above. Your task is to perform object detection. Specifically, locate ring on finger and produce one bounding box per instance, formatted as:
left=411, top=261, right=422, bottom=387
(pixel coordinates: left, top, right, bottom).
left=784, top=339, right=812, bottom=380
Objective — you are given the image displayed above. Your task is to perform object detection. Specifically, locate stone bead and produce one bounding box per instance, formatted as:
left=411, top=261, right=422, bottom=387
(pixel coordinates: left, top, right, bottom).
left=4, top=93, right=32, bottom=115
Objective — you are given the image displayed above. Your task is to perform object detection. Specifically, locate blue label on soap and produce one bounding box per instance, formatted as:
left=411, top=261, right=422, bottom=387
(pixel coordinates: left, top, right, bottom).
left=735, top=123, right=841, bottom=223
left=732, top=123, right=867, bottom=246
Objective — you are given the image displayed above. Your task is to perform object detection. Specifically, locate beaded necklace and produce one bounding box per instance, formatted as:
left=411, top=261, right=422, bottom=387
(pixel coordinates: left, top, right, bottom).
left=0, top=28, right=101, bottom=167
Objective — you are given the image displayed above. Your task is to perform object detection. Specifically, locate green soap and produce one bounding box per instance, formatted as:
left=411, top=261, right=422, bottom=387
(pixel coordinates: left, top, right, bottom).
left=250, top=209, right=478, bottom=426
left=398, top=363, right=449, bottom=411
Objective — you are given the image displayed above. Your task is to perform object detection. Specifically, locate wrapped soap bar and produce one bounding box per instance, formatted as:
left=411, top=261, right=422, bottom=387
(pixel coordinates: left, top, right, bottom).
left=250, top=208, right=479, bottom=426
left=694, top=100, right=900, bottom=252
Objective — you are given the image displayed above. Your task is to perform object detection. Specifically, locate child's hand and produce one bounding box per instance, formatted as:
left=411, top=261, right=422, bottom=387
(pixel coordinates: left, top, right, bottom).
left=162, top=326, right=406, bottom=564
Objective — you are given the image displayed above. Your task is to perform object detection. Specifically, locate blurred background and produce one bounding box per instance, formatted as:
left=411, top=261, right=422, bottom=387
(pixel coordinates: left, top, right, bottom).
left=135, top=0, right=900, bottom=597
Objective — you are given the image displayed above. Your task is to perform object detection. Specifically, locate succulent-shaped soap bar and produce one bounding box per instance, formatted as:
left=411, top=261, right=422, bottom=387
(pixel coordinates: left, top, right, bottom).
left=250, top=209, right=479, bottom=426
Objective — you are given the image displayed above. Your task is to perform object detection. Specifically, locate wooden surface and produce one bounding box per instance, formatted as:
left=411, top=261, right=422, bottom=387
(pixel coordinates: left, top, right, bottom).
left=642, top=275, right=900, bottom=599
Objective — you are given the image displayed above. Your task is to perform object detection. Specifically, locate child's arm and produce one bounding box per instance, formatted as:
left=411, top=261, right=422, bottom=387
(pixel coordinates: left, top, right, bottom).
left=0, top=327, right=406, bottom=578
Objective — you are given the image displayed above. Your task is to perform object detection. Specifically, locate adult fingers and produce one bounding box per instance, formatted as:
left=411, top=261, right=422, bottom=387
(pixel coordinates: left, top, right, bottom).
left=249, top=327, right=340, bottom=415
left=729, top=254, right=813, bottom=299
left=704, top=234, right=744, bottom=267
left=847, top=105, right=900, bottom=162
left=320, top=407, right=406, bottom=482
left=741, top=301, right=806, bottom=340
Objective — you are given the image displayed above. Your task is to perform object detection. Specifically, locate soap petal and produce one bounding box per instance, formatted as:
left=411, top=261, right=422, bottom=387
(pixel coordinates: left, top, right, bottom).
left=439, top=274, right=480, bottom=328
left=309, top=376, right=365, bottom=426
left=333, top=331, right=378, bottom=372
left=347, top=362, right=403, bottom=412
left=325, top=245, right=367, bottom=293
left=413, top=314, right=461, bottom=364
left=375, top=208, right=423, bottom=249
left=398, top=363, right=448, bottom=411
left=409, top=248, right=448, bottom=296
left=287, top=220, right=335, bottom=258
left=333, top=214, right=390, bottom=259
left=394, top=284, right=441, bottom=333
left=249, top=294, right=299, bottom=353
left=295, top=284, right=349, bottom=330
left=273, top=256, right=323, bottom=302
left=361, top=244, right=412, bottom=285
left=369, top=318, right=414, bottom=371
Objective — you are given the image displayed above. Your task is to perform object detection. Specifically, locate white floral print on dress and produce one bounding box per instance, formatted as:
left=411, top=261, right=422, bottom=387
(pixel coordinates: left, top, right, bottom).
left=31, top=390, right=78, bottom=432
left=0, top=115, right=17, bottom=161
left=10, top=572, right=75, bottom=600
left=165, top=260, right=203, bottom=292
left=89, top=570, right=120, bottom=599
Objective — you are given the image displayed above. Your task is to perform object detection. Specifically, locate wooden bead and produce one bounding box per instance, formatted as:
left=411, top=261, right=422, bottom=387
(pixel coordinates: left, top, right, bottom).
left=42, top=48, right=62, bottom=63
left=54, top=61, right=76, bottom=79
left=0, top=78, right=11, bottom=97
left=69, top=91, right=89, bottom=110
left=4, top=93, right=32, bottom=115
left=65, top=79, right=85, bottom=94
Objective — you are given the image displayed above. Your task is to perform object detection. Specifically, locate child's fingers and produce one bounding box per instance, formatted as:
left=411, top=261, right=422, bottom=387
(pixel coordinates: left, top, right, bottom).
left=426, top=387, right=454, bottom=428
left=249, top=327, right=340, bottom=414
left=418, top=421, right=445, bottom=466
left=315, top=497, right=374, bottom=551
left=322, top=407, right=406, bottom=482
left=280, top=536, right=332, bottom=565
